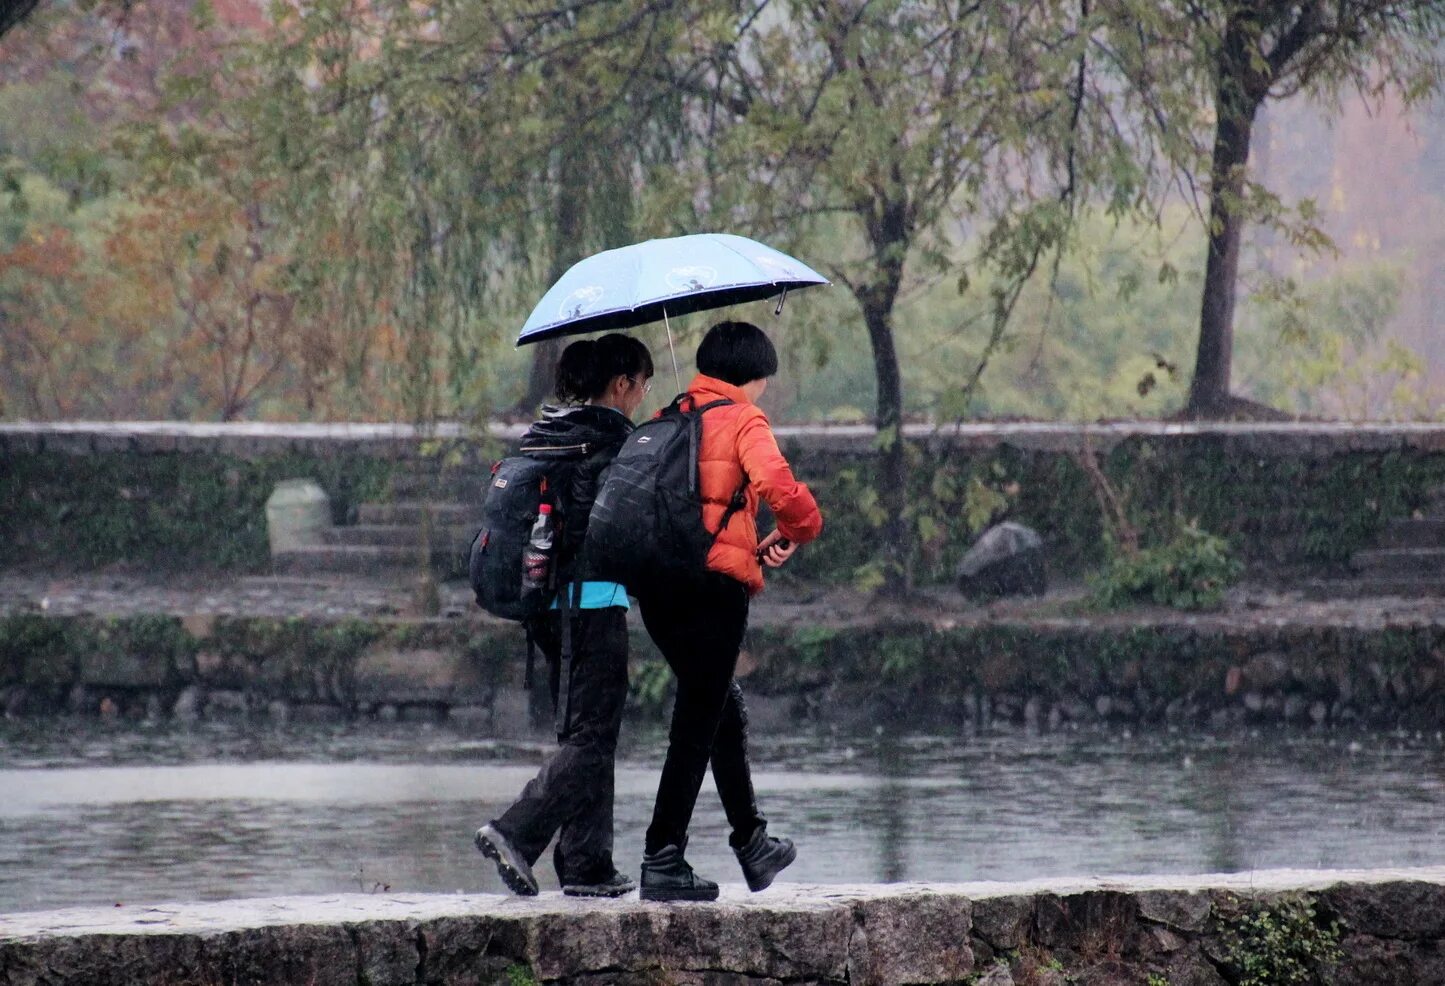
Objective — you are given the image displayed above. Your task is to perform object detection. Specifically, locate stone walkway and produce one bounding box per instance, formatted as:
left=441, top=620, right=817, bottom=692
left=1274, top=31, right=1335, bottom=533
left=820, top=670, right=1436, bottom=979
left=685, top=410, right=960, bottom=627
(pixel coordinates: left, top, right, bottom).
left=3, top=571, right=1444, bottom=631
left=4, top=869, right=1445, bottom=986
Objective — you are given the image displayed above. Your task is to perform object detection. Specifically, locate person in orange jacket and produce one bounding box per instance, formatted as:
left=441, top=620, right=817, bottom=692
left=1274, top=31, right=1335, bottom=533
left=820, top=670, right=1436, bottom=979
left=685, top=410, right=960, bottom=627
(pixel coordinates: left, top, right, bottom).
left=637, top=320, right=823, bottom=902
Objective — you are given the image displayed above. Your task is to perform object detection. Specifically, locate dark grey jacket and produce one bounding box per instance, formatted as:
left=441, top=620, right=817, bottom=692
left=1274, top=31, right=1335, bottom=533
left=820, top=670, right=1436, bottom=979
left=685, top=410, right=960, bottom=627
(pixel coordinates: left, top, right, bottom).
left=519, top=404, right=634, bottom=581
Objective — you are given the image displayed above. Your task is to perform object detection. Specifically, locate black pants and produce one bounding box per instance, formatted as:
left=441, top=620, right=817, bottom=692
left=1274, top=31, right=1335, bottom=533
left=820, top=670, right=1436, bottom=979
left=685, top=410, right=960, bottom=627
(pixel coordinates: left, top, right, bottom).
left=491, top=606, right=628, bottom=884
left=638, top=572, right=766, bottom=855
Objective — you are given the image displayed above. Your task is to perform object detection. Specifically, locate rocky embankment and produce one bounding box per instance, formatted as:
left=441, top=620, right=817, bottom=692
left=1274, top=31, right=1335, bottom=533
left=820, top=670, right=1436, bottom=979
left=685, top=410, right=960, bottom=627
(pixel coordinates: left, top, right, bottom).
left=3, top=869, right=1445, bottom=985
left=4, top=573, right=1445, bottom=731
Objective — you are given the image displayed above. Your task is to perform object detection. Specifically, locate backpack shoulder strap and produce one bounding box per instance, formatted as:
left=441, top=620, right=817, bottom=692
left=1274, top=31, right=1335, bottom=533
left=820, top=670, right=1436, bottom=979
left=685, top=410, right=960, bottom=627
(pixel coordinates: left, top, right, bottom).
left=714, top=476, right=750, bottom=537
left=667, top=393, right=734, bottom=416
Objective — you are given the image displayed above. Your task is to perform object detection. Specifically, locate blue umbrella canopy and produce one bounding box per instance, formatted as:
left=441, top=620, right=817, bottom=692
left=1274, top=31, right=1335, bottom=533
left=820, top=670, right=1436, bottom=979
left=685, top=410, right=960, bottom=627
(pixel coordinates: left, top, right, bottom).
left=517, top=233, right=829, bottom=346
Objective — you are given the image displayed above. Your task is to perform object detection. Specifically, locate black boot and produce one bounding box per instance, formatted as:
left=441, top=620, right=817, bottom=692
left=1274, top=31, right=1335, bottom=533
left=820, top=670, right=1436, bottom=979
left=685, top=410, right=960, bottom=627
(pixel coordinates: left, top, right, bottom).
left=639, top=844, right=719, bottom=902
left=733, top=826, right=795, bottom=892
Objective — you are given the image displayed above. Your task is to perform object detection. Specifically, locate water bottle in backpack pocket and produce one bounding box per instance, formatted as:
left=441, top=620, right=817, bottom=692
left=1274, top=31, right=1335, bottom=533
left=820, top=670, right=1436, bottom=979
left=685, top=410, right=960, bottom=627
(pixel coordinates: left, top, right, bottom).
left=520, top=503, right=556, bottom=597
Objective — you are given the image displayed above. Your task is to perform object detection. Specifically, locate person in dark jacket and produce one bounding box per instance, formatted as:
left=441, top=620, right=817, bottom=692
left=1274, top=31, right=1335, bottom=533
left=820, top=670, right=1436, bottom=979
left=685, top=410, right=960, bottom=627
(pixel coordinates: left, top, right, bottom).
left=475, top=333, right=653, bottom=898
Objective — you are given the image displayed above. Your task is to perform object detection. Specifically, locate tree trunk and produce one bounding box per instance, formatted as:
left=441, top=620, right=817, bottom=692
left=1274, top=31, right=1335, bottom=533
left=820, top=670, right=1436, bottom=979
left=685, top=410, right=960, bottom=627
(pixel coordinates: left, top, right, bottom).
left=1185, top=44, right=1262, bottom=417
left=514, top=140, right=587, bottom=416
left=858, top=256, right=909, bottom=595
left=0, top=0, right=42, bottom=39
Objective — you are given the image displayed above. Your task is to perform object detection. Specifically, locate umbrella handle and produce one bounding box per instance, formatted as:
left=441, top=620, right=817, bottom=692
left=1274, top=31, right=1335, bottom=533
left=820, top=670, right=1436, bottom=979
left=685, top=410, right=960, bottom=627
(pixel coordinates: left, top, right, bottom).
left=775, top=286, right=788, bottom=316
left=663, top=307, right=682, bottom=391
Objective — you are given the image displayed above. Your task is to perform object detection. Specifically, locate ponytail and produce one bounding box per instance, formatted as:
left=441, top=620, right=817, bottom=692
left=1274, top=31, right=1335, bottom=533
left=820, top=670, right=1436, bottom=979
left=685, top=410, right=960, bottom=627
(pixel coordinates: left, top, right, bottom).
left=554, top=334, right=654, bottom=403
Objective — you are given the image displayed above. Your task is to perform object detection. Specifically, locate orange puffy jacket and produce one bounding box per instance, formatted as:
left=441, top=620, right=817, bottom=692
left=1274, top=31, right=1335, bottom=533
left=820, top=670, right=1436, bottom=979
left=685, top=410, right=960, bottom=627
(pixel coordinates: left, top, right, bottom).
left=682, top=374, right=823, bottom=595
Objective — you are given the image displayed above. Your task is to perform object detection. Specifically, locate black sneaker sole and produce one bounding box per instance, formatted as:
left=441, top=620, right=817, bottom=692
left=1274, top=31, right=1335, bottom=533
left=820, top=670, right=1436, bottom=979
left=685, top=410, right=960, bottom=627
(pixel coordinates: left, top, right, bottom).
left=563, top=881, right=636, bottom=898
left=639, top=885, right=720, bottom=902
left=742, top=841, right=797, bottom=892
left=474, top=827, right=539, bottom=896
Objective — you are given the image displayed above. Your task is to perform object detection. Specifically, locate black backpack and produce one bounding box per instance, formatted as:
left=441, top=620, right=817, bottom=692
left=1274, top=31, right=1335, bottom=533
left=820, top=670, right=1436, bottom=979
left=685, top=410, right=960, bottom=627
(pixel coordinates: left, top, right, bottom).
left=585, top=395, right=747, bottom=594
left=469, top=453, right=576, bottom=622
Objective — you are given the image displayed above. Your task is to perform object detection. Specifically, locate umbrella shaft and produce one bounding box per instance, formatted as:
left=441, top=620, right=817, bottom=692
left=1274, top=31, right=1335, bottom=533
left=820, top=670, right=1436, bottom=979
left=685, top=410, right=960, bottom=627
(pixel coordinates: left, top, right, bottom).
left=664, top=308, right=682, bottom=392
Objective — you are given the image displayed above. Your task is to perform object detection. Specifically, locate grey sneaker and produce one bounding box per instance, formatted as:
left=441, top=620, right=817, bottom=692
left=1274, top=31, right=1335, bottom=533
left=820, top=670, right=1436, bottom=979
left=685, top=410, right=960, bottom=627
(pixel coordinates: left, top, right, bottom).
left=474, top=823, right=538, bottom=896
left=563, top=871, right=636, bottom=898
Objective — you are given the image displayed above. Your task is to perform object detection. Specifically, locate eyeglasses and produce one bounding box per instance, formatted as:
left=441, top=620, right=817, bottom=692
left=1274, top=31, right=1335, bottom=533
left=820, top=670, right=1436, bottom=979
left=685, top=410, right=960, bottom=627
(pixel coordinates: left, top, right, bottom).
left=631, top=376, right=653, bottom=395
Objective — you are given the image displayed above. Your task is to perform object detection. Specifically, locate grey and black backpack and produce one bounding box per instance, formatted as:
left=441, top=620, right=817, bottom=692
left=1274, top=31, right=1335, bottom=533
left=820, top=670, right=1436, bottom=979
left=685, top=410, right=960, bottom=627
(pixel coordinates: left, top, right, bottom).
left=468, top=453, right=574, bottom=622
left=584, top=395, right=747, bottom=595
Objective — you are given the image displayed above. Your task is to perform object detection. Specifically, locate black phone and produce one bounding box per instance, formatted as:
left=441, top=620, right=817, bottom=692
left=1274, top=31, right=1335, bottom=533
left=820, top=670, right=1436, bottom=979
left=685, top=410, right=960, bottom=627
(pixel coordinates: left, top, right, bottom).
left=758, top=537, right=792, bottom=559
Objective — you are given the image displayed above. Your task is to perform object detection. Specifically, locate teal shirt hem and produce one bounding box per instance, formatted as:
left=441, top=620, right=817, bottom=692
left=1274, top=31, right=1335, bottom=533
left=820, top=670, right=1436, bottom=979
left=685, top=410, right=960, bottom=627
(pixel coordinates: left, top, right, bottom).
left=551, top=581, right=630, bottom=610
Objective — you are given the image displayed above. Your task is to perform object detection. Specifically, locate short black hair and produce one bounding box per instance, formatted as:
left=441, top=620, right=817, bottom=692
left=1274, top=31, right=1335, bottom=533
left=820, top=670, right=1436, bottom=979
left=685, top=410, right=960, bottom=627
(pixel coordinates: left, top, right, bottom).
left=696, top=321, right=778, bottom=386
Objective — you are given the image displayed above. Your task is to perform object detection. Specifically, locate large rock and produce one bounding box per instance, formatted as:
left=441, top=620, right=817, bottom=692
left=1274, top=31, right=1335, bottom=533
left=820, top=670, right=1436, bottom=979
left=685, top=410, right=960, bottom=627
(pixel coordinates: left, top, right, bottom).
left=1319, top=880, right=1445, bottom=940
left=956, top=522, right=1047, bottom=599
left=846, top=892, right=973, bottom=985
left=1135, top=889, right=1213, bottom=932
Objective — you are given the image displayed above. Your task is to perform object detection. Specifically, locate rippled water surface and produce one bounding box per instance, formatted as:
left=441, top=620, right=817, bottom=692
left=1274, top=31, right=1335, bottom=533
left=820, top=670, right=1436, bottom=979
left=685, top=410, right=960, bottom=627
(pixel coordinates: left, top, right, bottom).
left=3, top=719, right=1444, bottom=913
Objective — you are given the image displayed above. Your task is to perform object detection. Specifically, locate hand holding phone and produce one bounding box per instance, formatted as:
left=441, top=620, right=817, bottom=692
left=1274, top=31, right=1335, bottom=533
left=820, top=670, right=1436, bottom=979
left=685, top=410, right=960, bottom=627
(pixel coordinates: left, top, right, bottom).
left=756, top=531, right=795, bottom=567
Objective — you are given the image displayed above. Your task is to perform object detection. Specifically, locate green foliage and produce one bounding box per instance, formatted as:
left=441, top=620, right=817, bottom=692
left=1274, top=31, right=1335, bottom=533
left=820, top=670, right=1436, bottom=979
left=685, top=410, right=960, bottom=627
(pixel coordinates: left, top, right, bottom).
left=1147, top=975, right=1171, bottom=986
left=5, top=4, right=1445, bottom=430
left=107, top=613, right=198, bottom=667
left=876, top=633, right=929, bottom=679
left=1239, top=260, right=1433, bottom=421
left=1088, top=522, right=1243, bottom=611
left=789, top=626, right=840, bottom=669
left=0, top=614, right=71, bottom=682
left=629, top=658, right=673, bottom=716
left=1220, top=896, right=1342, bottom=986
left=505, top=965, right=539, bottom=986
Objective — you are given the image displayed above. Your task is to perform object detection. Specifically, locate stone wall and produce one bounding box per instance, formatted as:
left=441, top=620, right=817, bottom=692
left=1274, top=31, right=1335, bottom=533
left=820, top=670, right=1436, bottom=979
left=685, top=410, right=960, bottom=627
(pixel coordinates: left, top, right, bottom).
left=7, top=421, right=1445, bottom=581
left=6, top=609, right=1445, bottom=731
left=6, top=419, right=1445, bottom=456
left=3, top=869, right=1444, bottom=985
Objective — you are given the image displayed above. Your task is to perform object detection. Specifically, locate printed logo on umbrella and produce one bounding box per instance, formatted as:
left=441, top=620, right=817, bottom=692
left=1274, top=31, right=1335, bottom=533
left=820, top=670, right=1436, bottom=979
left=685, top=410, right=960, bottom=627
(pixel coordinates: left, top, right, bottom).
left=750, top=254, right=799, bottom=279
left=559, top=285, right=606, bottom=319
left=665, top=265, right=719, bottom=292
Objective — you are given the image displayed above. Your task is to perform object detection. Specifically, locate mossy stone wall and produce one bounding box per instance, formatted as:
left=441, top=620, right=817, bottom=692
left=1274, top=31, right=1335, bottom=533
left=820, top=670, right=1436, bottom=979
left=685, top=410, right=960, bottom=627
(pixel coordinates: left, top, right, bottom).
left=0, top=452, right=394, bottom=572
left=4, top=424, right=1445, bottom=581
left=781, top=434, right=1445, bottom=585
left=6, top=611, right=1445, bottom=731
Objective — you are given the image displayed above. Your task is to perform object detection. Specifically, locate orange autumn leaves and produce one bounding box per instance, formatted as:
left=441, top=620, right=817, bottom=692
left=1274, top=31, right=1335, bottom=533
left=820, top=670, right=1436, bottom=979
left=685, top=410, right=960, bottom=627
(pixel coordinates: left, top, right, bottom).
left=0, top=185, right=407, bottom=421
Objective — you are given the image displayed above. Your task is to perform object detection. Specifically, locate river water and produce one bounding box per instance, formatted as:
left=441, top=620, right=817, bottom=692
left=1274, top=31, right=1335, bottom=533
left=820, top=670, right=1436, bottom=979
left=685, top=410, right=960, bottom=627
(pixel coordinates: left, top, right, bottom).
left=2, top=719, right=1444, bottom=913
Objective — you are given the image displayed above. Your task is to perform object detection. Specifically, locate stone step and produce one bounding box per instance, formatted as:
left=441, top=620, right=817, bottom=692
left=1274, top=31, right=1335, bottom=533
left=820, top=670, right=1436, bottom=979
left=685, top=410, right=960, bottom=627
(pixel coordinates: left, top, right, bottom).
left=357, top=501, right=478, bottom=526
left=1350, top=547, right=1445, bottom=577
left=324, top=524, right=477, bottom=548
left=1374, top=516, right=1445, bottom=549
left=272, top=544, right=464, bottom=576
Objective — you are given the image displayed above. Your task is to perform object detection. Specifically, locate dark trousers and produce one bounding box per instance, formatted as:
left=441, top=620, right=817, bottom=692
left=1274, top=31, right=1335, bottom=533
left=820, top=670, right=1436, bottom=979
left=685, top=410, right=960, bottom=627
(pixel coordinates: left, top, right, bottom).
left=491, top=606, right=628, bottom=884
left=638, top=572, right=766, bottom=855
